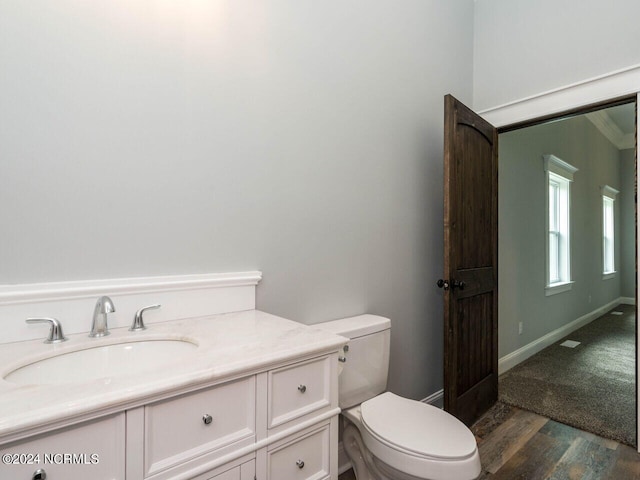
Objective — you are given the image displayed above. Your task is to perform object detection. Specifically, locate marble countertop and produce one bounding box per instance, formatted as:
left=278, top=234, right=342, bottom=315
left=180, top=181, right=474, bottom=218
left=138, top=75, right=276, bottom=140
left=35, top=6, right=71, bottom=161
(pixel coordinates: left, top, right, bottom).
left=0, top=310, right=347, bottom=443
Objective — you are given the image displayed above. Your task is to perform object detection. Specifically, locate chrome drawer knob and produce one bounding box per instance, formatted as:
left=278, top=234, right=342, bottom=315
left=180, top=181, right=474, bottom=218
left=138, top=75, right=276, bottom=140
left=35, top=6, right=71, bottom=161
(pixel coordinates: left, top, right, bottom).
left=32, top=469, right=47, bottom=480
left=338, top=345, right=349, bottom=362
left=297, top=384, right=307, bottom=393
left=203, top=414, right=213, bottom=425
left=296, top=460, right=305, bottom=469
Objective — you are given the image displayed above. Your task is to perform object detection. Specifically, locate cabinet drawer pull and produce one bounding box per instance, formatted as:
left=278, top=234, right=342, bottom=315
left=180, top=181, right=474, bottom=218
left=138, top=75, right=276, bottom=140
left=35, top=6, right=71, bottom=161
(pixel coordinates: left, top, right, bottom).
left=297, top=384, right=307, bottom=393
left=296, top=459, right=305, bottom=469
left=32, top=469, right=47, bottom=480
left=202, top=414, right=213, bottom=425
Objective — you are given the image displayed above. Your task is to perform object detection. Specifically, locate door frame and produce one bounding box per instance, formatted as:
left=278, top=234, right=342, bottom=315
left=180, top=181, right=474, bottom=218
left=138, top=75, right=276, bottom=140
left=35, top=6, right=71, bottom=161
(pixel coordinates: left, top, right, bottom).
left=477, top=65, right=640, bottom=452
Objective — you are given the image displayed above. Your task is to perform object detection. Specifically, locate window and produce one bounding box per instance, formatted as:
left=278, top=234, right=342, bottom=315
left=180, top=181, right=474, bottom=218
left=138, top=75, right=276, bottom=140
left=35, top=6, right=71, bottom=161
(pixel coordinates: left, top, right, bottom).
left=601, top=185, right=619, bottom=279
left=548, top=178, right=561, bottom=283
left=544, top=154, right=577, bottom=296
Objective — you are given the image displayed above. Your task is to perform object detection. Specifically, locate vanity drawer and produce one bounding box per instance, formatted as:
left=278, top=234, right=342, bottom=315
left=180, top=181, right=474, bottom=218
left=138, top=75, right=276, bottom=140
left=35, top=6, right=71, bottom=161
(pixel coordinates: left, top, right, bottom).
left=267, top=423, right=330, bottom=480
left=0, top=414, right=125, bottom=480
left=144, top=376, right=256, bottom=477
left=268, top=355, right=331, bottom=429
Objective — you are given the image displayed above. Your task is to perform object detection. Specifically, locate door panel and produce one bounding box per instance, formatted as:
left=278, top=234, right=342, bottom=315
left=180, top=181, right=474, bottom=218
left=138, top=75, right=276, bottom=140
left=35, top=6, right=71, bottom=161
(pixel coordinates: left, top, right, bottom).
left=456, top=293, right=494, bottom=393
left=443, top=94, right=498, bottom=426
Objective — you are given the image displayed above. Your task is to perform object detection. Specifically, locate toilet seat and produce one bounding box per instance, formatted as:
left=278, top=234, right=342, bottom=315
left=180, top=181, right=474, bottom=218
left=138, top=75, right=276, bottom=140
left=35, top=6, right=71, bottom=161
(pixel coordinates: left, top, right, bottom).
left=356, top=392, right=480, bottom=479
left=360, top=392, right=477, bottom=461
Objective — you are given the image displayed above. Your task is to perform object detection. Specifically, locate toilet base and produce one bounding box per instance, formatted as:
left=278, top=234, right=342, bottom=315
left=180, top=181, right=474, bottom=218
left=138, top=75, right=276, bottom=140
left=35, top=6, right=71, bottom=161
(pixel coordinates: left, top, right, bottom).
left=341, top=413, right=480, bottom=480
left=344, top=422, right=441, bottom=480
left=343, top=422, right=387, bottom=480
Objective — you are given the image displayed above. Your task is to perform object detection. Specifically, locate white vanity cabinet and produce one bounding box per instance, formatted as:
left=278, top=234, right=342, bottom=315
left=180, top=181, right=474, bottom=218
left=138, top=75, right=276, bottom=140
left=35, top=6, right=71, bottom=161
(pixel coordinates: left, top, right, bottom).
left=0, top=352, right=339, bottom=480
left=0, top=413, right=126, bottom=480
left=125, top=351, right=339, bottom=480
left=0, top=309, right=345, bottom=480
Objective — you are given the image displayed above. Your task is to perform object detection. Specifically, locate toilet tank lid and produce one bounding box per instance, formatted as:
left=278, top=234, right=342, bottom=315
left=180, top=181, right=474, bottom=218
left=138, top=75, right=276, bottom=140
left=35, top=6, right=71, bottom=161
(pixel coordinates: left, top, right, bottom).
left=316, top=314, right=390, bottom=339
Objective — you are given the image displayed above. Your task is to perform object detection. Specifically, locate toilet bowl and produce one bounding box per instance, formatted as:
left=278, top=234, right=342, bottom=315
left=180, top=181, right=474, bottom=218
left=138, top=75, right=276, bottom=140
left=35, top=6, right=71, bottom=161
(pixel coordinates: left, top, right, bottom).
left=343, top=393, right=480, bottom=480
left=318, top=315, right=481, bottom=480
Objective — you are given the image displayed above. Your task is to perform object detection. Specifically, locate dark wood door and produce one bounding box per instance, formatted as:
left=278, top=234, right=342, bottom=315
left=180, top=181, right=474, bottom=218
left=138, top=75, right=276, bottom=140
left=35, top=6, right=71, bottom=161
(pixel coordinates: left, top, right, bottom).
left=442, top=94, right=498, bottom=426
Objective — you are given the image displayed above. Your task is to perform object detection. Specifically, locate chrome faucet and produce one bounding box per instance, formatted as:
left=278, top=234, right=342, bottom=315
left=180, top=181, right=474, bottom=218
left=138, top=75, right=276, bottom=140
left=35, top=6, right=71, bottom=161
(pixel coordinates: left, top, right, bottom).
left=26, top=317, right=68, bottom=343
left=89, top=296, right=115, bottom=337
left=130, top=304, right=161, bottom=332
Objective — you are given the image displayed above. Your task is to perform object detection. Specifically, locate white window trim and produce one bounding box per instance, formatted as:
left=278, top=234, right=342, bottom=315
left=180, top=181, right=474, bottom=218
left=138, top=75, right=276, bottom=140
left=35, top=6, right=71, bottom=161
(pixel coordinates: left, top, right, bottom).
left=544, top=154, right=578, bottom=296
left=545, top=280, right=575, bottom=296
left=601, top=185, right=619, bottom=280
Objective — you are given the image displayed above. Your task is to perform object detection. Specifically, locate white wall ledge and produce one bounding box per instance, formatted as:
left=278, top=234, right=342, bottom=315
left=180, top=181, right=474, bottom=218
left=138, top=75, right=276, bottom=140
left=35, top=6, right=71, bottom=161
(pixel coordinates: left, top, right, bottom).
left=0, top=272, right=262, bottom=344
left=0, top=272, right=262, bottom=306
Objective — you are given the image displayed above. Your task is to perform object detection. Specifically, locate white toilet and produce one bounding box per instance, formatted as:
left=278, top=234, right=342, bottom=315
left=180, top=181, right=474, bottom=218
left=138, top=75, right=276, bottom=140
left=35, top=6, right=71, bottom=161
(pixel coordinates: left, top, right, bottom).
left=319, top=314, right=481, bottom=480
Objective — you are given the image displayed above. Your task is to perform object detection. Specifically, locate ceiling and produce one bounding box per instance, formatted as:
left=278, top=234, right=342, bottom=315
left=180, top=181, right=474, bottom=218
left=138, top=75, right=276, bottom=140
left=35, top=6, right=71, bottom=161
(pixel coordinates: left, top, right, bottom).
left=585, top=102, right=635, bottom=150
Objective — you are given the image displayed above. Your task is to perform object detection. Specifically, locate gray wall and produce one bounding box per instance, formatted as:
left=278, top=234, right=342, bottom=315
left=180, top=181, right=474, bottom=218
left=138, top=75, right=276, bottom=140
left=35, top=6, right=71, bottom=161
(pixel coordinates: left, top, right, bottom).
left=0, top=1, right=475, bottom=400
left=620, top=148, right=636, bottom=298
left=499, top=116, right=628, bottom=357
left=473, top=0, right=640, bottom=111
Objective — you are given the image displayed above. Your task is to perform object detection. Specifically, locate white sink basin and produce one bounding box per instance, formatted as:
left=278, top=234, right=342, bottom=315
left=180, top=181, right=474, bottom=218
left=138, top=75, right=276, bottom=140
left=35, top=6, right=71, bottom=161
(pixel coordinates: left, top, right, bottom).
left=4, top=340, right=198, bottom=386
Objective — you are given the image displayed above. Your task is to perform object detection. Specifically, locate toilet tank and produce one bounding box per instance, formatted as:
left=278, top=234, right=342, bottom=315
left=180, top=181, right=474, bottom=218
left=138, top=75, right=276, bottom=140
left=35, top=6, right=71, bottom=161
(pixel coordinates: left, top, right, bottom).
left=317, top=314, right=390, bottom=409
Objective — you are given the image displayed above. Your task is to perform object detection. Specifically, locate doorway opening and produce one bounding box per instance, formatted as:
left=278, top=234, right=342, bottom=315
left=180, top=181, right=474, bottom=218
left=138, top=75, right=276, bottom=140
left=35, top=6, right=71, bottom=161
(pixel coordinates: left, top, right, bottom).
left=496, top=99, right=637, bottom=446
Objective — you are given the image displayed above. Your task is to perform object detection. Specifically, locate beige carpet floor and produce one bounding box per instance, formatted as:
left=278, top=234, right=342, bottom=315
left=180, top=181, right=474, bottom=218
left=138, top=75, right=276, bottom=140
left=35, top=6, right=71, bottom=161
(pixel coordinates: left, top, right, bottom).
left=499, top=304, right=636, bottom=446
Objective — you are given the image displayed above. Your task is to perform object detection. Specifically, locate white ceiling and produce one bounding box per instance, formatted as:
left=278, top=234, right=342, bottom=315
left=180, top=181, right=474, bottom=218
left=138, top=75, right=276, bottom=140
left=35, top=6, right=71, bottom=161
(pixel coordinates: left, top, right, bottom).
left=605, top=103, right=635, bottom=135
left=585, top=102, right=635, bottom=150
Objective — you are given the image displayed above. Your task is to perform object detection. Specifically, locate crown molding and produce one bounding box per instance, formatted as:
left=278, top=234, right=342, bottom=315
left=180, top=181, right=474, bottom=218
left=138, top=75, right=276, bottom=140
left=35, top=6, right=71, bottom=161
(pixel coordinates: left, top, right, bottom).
left=585, top=110, right=634, bottom=150
left=477, top=63, right=640, bottom=128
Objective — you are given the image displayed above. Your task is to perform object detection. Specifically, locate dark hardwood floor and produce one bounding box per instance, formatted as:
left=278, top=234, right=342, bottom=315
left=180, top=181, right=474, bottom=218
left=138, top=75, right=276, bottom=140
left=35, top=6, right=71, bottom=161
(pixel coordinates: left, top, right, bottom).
left=338, top=403, right=640, bottom=480
left=472, top=403, right=640, bottom=479
left=339, top=468, right=356, bottom=480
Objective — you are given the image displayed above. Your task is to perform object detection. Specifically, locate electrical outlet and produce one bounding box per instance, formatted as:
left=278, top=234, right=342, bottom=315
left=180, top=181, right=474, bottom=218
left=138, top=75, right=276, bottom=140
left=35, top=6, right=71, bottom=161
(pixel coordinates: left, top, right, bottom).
left=588, top=295, right=592, bottom=303
left=518, top=322, right=523, bottom=335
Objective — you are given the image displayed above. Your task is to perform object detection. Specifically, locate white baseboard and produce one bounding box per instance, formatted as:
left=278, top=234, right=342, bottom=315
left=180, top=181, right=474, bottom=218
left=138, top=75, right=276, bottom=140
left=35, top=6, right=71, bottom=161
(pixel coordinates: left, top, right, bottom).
left=422, top=389, right=444, bottom=408
left=498, top=297, right=625, bottom=374
left=0, top=272, right=262, bottom=344
left=619, top=296, right=636, bottom=305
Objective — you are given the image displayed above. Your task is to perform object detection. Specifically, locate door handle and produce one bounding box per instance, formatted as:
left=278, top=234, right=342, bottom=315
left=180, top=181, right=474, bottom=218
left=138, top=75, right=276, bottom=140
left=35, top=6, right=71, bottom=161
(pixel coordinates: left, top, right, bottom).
left=437, top=279, right=465, bottom=291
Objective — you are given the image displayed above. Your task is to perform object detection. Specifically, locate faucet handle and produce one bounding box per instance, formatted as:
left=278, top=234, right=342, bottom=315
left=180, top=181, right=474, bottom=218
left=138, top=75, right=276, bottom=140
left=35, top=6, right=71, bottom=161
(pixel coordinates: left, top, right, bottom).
left=130, top=304, right=161, bottom=332
left=26, top=317, right=68, bottom=344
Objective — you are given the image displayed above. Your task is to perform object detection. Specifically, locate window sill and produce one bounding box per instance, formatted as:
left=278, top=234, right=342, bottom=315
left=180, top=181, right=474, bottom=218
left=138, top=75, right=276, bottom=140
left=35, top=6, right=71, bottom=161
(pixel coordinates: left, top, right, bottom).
left=545, top=281, right=574, bottom=296
left=602, top=271, right=617, bottom=280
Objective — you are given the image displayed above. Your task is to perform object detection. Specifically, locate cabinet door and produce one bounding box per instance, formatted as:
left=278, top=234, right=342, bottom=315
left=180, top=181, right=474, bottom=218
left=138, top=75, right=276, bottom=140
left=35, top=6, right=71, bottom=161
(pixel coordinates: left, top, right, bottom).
left=0, top=414, right=125, bottom=480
